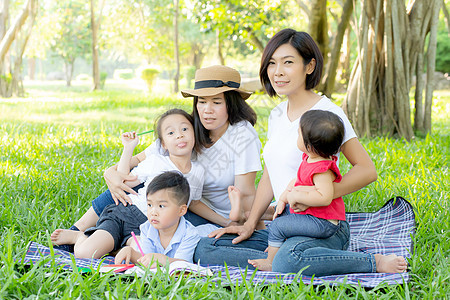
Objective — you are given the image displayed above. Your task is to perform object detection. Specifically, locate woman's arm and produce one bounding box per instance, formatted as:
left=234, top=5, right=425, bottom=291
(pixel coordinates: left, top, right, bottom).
left=188, top=200, right=232, bottom=227
left=233, top=171, right=257, bottom=215
left=333, top=138, right=377, bottom=198
left=104, top=150, right=147, bottom=205
left=209, top=166, right=274, bottom=244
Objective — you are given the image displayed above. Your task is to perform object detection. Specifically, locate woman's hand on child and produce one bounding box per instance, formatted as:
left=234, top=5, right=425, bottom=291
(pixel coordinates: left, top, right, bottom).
left=104, top=167, right=137, bottom=205
left=208, top=222, right=255, bottom=244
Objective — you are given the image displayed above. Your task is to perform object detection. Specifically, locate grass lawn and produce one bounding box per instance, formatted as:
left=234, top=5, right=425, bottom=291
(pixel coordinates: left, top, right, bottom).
left=0, top=81, right=449, bottom=298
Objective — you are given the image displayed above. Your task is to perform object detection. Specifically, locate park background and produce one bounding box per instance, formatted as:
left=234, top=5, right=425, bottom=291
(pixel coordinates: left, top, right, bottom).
left=1, top=0, right=449, bottom=298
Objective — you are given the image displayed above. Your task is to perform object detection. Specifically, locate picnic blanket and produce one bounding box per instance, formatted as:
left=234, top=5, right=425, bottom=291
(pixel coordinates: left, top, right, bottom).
left=22, top=197, right=415, bottom=287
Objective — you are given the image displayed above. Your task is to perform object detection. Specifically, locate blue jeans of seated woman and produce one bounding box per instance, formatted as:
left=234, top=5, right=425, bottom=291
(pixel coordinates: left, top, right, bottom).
left=194, top=220, right=377, bottom=276
left=268, top=206, right=339, bottom=247
left=92, top=183, right=144, bottom=216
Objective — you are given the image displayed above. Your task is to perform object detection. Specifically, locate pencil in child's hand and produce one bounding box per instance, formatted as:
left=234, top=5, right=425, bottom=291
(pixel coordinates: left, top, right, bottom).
left=131, top=231, right=145, bottom=257
left=137, top=130, right=154, bottom=136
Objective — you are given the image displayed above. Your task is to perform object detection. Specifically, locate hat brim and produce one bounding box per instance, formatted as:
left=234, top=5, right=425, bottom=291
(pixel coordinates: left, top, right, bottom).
left=181, top=86, right=252, bottom=100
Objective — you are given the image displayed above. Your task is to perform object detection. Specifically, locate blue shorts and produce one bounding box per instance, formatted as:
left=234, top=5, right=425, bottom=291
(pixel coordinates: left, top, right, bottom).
left=92, top=183, right=145, bottom=216
left=85, top=203, right=147, bottom=251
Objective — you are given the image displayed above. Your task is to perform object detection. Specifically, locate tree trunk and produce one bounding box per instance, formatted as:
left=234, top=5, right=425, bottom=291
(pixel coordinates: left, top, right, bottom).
left=320, top=0, right=353, bottom=97
left=343, top=0, right=440, bottom=140
left=442, top=0, right=450, bottom=35
left=424, top=1, right=441, bottom=132
left=308, top=0, right=329, bottom=72
left=64, top=59, right=74, bottom=87
left=216, top=29, right=225, bottom=65
left=90, top=0, right=100, bottom=90
left=246, top=28, right=265, bottom=52
left=173, top=0, right=179, bottom=93
left=28, top=57, right=35, bottom=80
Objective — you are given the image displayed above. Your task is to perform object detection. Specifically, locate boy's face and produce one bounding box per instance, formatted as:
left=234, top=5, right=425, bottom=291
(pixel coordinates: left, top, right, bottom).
left=146, top=189, right=187, bottom=232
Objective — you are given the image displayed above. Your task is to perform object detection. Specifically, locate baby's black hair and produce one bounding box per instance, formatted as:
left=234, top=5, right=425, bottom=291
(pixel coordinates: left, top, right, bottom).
left=146, top=171, right=190, bottom=206
left=300, top=110, right=345, bottom=158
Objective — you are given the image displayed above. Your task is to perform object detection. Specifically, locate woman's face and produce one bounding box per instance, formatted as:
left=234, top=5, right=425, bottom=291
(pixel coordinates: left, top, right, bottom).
left=266, top=43, right=315, bottom=97
left=196, top=93, right=229, bottom=135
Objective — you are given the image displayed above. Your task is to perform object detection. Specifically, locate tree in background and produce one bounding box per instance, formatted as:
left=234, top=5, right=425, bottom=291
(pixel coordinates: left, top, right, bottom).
left=90, top=0, right=105, bottom=90
left=193, top=0, right=292, bottom=63
left=0, top=0, right=37, bottom=97
left=343, top=0, right=442, bottom=139
left=48, top=1, right=91, bottom=87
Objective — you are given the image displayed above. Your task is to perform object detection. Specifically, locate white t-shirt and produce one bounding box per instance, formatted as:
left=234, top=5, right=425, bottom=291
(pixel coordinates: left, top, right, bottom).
left=263, top=97, right=357, bottom=203
left=129, top=154, right=204, bottom=214
left=145, top=120, right=262, bottom=218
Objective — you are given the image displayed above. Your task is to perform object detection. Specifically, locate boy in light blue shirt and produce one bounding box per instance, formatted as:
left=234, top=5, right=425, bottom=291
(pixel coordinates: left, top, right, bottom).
left=115, top=171, right=200, bottom=267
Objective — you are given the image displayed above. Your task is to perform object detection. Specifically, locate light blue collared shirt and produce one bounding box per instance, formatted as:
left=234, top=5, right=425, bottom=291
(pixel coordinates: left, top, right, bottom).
left=139, top=216, right=200, bottom=263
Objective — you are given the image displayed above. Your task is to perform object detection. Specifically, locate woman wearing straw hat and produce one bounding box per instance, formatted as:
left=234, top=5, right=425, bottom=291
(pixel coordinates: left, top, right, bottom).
left=63, top=65, right=263, bottom=238
left=200, top=29, right=407, bottom=275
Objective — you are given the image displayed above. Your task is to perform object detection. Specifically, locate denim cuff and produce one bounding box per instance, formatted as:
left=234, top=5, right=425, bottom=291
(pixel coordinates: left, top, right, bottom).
left=268, top=241, right=284, bottom=248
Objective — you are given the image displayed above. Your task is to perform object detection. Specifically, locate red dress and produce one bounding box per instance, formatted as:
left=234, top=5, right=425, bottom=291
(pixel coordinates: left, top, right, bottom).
left=289, top=153, right=346, bottom=221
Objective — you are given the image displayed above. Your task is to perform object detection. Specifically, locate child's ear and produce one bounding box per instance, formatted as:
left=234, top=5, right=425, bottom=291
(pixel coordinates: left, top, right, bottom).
left=161, top=139, right=167, bottom=150
left=179, top=204, right=188, bottom=216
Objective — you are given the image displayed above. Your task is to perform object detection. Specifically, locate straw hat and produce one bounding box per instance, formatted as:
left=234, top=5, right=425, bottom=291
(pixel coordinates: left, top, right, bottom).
left=181, top=65, right=252, bottom=100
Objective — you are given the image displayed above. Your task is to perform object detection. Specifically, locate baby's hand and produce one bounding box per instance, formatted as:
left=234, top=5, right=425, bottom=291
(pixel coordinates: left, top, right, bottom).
left=121, top=131, right=139, bottom=148
left=273, top=200, right=286, bottom=220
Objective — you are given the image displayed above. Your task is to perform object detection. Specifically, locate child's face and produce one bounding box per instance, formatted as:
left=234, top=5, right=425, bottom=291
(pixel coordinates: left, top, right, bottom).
left=146, top=189, right=187, bottom=231
left=160, top=114, right=195, bottom=157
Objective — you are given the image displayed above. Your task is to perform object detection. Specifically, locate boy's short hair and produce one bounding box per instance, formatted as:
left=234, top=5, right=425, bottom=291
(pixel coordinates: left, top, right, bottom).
left=146, top=171, right=190, bottom=205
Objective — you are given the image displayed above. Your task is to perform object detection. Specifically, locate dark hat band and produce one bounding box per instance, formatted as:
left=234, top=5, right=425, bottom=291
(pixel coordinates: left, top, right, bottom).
left=194, top=80, right=240, bottom=90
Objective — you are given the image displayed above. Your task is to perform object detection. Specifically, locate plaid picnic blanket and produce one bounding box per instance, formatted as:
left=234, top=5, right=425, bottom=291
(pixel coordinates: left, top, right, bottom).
left=22, top=197, right=414, bottom=287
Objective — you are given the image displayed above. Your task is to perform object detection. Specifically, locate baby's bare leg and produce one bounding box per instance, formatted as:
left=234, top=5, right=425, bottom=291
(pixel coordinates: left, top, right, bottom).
left=73, top=207, right=100, bottom=232
left=374, top=254, right=408, bottom=273
left=248, top=246, right=278, bottom=271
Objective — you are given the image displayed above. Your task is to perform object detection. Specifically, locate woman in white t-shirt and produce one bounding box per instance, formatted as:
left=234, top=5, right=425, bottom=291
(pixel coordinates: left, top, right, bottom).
left=203, top=29, right=407, bottom=276
left=96, top=65, right=262, bottom=229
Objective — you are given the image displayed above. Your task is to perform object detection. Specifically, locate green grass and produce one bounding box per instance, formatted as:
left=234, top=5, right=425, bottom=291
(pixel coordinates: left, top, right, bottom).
left=0, top=83, right=449, bottom=298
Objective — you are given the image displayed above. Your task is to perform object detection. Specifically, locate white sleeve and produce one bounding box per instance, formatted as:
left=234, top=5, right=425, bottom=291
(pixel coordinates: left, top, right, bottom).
left=130, top=154, right=158, bottom=183
left=231, top=122, right=262, bottom=175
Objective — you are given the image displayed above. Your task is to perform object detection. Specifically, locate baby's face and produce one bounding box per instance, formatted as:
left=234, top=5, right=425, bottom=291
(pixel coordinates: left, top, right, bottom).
left=146, top=189, right=185, bottom=231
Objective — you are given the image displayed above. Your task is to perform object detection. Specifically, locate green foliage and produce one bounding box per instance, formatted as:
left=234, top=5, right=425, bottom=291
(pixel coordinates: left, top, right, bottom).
left=0, top=85, right=449, bottom=298
left=140, top=67, right=160, bottom=92
left=114, top=69, right=134, bottom=80
left=435, top=31, right=450, bottom=73
left=100, top=71, right=108, bottom=89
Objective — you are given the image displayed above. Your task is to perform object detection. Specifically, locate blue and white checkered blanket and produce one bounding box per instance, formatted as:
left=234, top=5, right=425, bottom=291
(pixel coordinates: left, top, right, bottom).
left=22, top=197, right=414, bottom=287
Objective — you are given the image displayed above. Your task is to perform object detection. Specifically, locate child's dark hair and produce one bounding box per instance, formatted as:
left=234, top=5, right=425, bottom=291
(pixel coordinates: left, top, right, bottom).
left=155, top=108, right=202, bottom=154
left=146, top=171, right=190, bottom=206
left=300, top=110, right=345, bottom=158
left=192, top=90, right=257, bottom=146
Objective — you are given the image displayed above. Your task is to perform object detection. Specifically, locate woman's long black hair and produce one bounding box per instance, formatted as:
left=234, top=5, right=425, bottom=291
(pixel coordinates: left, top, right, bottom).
left=192, top=90, right=257, bottom=147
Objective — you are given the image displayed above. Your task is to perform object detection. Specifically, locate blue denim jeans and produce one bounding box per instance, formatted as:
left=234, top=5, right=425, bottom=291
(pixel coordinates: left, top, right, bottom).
left=268, top=208, right=339, bottom=247
left=91, top=183, right=144, bottom=216
left=194, top=220, right=377, bottom=276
